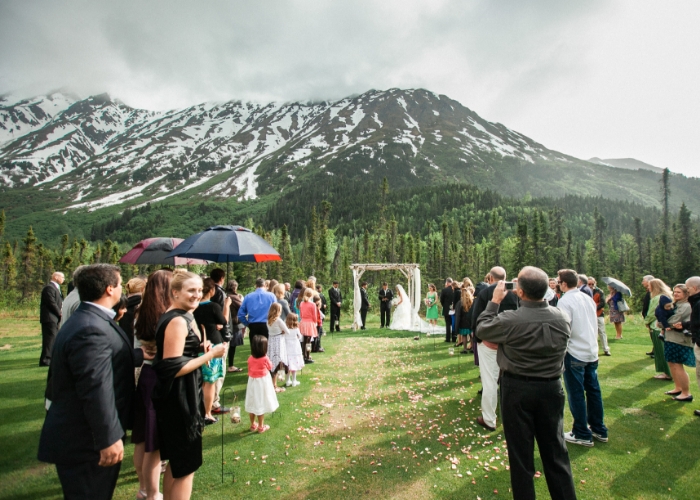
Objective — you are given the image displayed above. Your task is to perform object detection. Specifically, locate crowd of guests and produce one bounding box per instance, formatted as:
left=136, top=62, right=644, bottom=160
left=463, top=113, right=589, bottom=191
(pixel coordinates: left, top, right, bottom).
left=34, top=261, right=700, bottom=500
left=37, top=265, right=336, bottom=500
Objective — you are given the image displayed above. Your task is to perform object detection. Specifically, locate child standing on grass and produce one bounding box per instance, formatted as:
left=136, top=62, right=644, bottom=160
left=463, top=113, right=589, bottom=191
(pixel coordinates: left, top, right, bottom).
left=284, top=313, right=304, bottom=387
left=299, top=288, right=318, bottom=364
left=245, top=335, right=279, bottom=433
left=266, top=303, right=289, bottom=393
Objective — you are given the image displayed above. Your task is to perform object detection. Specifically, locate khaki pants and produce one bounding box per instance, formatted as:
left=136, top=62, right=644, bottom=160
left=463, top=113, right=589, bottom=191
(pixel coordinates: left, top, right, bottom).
left=597, top=317, right=609, bottom=353
left=479, top=344, right=500, bottom=428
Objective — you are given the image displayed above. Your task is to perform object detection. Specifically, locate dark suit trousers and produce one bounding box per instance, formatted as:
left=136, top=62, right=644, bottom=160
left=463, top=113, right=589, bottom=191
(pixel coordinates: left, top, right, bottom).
left=40, top=321, right=58, bottom=366
left=330, top=305, right=341, bottom=331
left=248, top=322, right=269, bottom=344
left=443, top=313, right=452, bottom=342
left=56, top=460, right=121, bottom=500
left=500, top=375, right=577, bottom=500
left=360, top=308, right=368, bottom=328
left=380, top=304, right=391, bottom=327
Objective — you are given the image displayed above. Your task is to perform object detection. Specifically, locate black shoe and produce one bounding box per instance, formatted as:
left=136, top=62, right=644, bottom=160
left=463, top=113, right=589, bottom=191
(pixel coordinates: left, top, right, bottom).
left=212, top=407, right=231, bottom=415
left=477, top=388, right=483, bottom=395
left=204, top=417, right=218, bottom=425
left=646, top=351, right=654, bottom=356
left=476, top=416, right=496, bottom=432
left=360, top=327, right=366, bottom=330
left=694, top=410, right=700, bottom=417
left=460, top=350, right=471, bottom=355
left=603, top=351, right=611, bottom=356
left=336, top=328, right=341, bottom=332
left=304, top=358, right=315, bottom=364
left=674, top=395, right=694, bottom=402
left=317, top=348, right=325, bottom=353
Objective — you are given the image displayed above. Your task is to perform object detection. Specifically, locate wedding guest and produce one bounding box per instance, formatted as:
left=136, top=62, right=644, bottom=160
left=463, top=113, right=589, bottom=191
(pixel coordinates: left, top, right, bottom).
left=245, top=335, right=279, bottom=433
left=578, top=274, right=593, bottom=298
left=440, top=278, right=455, bottom=342
left=452, top=280, right=462, bottom=345
left=283, top=282, right=292, bottom=303
left=290, top=280, right=304, bottom=314
left=274, top=284, right=292, bottom=321
left=120, top=276, right=146, bottom=345
left=266, top=302, right=289, bottom=392
left=268, top=279, right=279, bottom=293
left=455, top=283, right=475, bottom=355
left=152, top=270, right=225, bottom=499
left=548, top=278, right=560, bottom=307
left=284, top=313, right=304, bottom=386
left=646, top=279, right=673, bottom=380
left=39, top=271, right=64, bottom=366
left=662, top=284, right=694, bottom=401
left=59, top=266, right=86, bottom=328
left=313, top=294, right=326, bottom=352
left=425, top=284, right=439, bottom=328
left=299, top=288, right=319, bottom=364
left=193, top=278, right=231, bottom=424
left=132, top=269, right=173, bottom=500
left=674, top=277, right=700, bottom=416
left=606, top=285, right=625, bottom=340
left=238, top=278, right=276, bottom=343
left=225, top=280, right=244, bottom=373
left=113, top=295, right=129, bottom=322
left=588, top=277, right=610, bottom=356
left=38, top=265, right=147, bottom=499
left=329, top=281, right=342, bottom=332
left=642, top=275, right=655, bottom=356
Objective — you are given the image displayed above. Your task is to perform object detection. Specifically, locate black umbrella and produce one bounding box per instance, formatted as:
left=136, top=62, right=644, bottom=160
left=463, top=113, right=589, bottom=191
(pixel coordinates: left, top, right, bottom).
left=601, top=277, right=632, bottom=296
left=167, top=225, right=281, bottom=263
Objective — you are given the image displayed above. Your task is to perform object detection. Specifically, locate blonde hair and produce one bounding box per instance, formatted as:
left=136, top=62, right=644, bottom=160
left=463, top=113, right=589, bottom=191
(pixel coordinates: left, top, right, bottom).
left=649, top=279, right=672, bottom=299
left=303, top=288, right=314, bottom=301
left=273, top=283, right=286, bottom=298
left=170, top=269, right=201, bottom=294
left=267, top=302, right=282, bottom=325
left=125, top=277, right=146, bottom=295
left=461, top=286, right=475, bottom=312
left=673, top=284, right=689, bottom=304
left=286, top=312, right=299, bottom=329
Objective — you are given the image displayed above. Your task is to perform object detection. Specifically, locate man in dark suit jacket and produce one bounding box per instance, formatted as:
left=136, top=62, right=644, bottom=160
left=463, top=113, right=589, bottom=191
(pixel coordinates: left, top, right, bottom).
left=39, top=272, right=65, bottom=366
left=378, top=283, right=394, bottom=328
left=360, top=281, right=371, bottom=329
left=38, top=264, right=147, bottom=500
left=329, top=281, right=342, bottom=332
left=440, top=278, right=455, bottom=342
left=577, top=274, right=594, bottom=298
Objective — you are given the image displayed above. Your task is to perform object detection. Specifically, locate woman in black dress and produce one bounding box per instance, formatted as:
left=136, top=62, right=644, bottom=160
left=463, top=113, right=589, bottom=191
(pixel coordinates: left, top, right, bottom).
left=152, top=270, right=226, bottom=499
left=226, top=280, right=245, bottom=373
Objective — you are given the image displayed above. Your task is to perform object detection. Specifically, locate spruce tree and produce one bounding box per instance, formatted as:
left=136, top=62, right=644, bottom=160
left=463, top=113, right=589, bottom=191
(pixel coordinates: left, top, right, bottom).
left=20, top=227, right=37, bottom=299
left=674, top=203, right=696, bottom=282
left=1, top=242, right=17, bottom=288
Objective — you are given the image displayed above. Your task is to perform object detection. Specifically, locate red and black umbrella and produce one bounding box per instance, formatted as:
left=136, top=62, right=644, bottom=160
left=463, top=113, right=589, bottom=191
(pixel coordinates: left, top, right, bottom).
left=119, top=238, right=210, bottom=266
left=167, top=225, right=281, bottom=263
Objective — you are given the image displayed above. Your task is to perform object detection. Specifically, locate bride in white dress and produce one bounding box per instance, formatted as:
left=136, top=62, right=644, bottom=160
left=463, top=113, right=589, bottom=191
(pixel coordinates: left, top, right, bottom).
left=390, top=284, right=413, bottom=331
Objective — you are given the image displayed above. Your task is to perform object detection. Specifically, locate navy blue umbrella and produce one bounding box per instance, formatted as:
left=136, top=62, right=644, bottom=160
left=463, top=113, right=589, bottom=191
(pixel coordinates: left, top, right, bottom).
left=167, top=225, right=281, bottom=263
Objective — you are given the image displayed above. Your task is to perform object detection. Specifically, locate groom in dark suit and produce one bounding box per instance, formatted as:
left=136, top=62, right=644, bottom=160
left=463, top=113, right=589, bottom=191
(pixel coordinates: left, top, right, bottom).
left=329, top=280, right=342, bottom=332
left=378, top=282, right=394, bottom=328
left=38, top=264, right=147, bottom=499
left=360, top=281, right=371, bottom=329
left=39, top=272, right=65, bottom=366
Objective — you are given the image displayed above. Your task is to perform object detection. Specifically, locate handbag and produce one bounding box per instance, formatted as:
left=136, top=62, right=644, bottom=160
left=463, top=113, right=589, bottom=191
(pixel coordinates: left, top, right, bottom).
left=617, top=299, right=630, bottom=312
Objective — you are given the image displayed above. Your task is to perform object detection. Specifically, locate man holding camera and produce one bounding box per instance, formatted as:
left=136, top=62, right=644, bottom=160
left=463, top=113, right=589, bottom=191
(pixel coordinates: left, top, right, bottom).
left=477, top=267, right=577, bottom=500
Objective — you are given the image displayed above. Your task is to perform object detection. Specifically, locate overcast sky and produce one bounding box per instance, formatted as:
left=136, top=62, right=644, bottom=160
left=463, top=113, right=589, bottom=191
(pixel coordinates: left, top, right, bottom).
left=1, top=0, right=698, bottom=177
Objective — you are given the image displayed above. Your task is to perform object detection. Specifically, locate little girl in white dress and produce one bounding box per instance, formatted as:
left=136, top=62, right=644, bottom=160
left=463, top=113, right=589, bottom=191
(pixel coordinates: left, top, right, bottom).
left=284, top=313, right=304, bottom=387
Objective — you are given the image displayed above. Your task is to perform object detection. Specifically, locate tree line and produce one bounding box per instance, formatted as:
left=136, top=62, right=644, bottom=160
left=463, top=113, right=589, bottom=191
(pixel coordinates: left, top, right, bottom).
left=1, top=169, right=698, bottom=311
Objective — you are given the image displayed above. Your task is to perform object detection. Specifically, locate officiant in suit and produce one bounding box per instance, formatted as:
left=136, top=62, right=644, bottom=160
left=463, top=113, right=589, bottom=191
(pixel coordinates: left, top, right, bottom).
left=360, top=281, right=371, bottom=329
left=329, top=280, right=342, bottom=332
left=38, top=264, right=148, bottom=500
left=379, top=282, right=394, bottom=328
left=39, top=272, right=65, bottom=367
left=440, top=278, right=455, bottom=342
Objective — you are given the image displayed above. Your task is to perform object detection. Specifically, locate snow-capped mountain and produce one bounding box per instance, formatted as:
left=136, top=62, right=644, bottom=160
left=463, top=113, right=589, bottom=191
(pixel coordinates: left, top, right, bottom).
left=1, top=88, right=584, bottom=211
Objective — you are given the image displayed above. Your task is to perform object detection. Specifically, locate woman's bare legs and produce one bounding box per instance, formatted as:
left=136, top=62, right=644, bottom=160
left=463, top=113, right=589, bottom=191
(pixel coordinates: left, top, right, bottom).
left=142, top=449, right=162, bottom=499
left=614, top=322, right=623, bottom=340
left=162, top=464, right=194, bottom=500
left=203, top=382, right=215, bottom=419
left=669, top=362, right=691, bottom=397
left=134, top=442, right=146, bottom=495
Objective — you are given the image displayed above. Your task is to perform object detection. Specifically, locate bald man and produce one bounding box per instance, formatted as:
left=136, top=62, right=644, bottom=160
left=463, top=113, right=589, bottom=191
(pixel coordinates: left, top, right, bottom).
left=39, top=272, right=65, bottom=366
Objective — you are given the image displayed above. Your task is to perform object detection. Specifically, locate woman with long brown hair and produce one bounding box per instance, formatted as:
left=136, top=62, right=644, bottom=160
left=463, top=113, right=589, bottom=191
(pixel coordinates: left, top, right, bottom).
left=646, top=279, right=673, bottom=381
left=455, top=279, right=475, bottom=354
left=132, top=269, right=172, bottom=500
left=152, top=270, right=226, bottom=499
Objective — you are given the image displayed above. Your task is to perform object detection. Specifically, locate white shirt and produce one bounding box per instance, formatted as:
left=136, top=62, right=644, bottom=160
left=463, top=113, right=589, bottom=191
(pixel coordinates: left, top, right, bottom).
left=557, top=288, right=598, bottom=362
left=85, top=301, right=117, bottom=319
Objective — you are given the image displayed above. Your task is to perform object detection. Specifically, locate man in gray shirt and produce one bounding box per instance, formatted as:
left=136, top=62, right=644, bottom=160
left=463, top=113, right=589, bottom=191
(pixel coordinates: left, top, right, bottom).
left=477, top=266, right=577, bottom=500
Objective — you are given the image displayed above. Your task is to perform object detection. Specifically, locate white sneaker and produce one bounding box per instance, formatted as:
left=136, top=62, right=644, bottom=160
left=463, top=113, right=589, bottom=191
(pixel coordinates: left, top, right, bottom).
left=292, top=380, right=300, bottom=387
left=591, top=431, right=608, bottom=443
left=564, top=431, right=594, bottom=447
left=286, top=380, right=292, bottom=387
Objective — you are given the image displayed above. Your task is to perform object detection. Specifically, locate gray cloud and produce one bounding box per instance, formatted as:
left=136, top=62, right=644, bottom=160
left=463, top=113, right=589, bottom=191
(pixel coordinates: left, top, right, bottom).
left=1, top=0, right=698, bottom=177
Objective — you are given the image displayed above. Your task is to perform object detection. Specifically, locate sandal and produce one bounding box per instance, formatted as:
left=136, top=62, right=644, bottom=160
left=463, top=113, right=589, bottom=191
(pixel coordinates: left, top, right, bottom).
left=227, top=366, right=242, bottom=373
left=249, top=424, right=259, bottom=432
left=654, top=374, right=672, bottom=380
left=258, top=424, right=270, bottom=433
left=275, top=387, right=286, bottom=393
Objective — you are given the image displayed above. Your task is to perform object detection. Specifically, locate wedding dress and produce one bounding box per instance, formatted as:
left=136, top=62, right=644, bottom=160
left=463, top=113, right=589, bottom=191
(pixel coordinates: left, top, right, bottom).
left=389, top=285, right=413, bottom=331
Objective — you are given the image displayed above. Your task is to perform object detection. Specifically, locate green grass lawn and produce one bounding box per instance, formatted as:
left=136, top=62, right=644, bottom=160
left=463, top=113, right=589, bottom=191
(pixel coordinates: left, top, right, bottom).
left=1, top=311, right=699, bottom=499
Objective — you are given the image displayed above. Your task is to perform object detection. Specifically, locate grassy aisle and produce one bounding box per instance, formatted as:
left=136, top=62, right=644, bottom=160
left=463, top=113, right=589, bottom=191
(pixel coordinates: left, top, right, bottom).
left=1, top=313, right=699, bottom=499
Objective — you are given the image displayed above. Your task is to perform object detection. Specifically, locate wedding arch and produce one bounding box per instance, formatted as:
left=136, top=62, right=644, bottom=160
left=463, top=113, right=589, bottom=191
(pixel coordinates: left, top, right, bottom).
left=350, top=263, right=429, bottom=332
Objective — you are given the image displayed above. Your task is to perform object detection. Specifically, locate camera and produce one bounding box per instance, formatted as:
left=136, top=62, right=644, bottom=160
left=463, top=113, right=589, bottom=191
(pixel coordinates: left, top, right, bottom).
left=504, top=281, right=514, bottom=290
